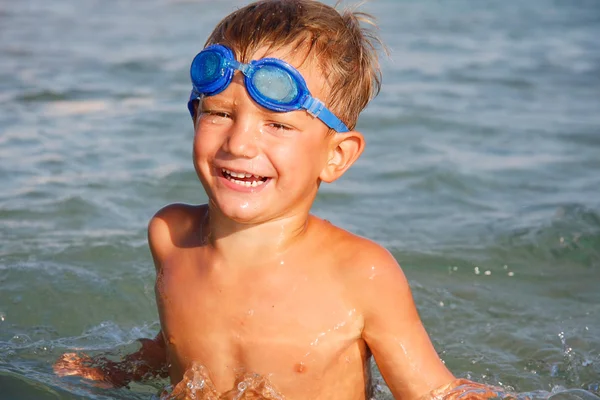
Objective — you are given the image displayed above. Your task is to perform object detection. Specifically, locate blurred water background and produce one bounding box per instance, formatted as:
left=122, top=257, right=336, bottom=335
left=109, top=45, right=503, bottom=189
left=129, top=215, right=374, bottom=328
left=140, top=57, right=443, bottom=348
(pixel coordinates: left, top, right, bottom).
left=1, top=0, right=599, bottom=399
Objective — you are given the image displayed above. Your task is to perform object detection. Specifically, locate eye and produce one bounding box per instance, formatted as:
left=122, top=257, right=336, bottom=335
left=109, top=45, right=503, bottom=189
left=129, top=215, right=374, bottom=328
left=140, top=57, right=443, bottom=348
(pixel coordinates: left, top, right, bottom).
left=200, top=110, right=231, bottom=119
left=198, top=109, right=232, bottom=125
left=263, top=120, right=298, bottom=137
left=268, top=122, right=292, bottom=131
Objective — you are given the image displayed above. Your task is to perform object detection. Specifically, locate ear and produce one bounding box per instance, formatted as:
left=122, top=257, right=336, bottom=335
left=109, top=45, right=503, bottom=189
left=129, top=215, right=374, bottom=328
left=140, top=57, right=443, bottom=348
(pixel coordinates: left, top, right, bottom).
left=320, top=130, right=365, bottom=183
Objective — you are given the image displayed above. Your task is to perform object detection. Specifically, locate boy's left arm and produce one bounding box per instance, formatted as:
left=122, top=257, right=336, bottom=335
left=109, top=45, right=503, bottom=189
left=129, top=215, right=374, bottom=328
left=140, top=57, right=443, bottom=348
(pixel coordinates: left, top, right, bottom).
left=353, top=243, right=455, bottom=399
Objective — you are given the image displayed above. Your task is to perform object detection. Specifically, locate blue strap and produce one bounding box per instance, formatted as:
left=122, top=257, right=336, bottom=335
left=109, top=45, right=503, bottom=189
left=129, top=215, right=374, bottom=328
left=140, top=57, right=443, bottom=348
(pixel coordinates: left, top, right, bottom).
left=302, top=97, right=349, bottom=132
left=318, top=107, right=349, bottom=132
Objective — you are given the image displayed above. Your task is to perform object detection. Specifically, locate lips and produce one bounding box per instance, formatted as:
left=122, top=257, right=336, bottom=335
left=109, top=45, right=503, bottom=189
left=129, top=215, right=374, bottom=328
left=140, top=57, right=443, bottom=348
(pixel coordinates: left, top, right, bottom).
left=221, top=168, right=269, bottom=188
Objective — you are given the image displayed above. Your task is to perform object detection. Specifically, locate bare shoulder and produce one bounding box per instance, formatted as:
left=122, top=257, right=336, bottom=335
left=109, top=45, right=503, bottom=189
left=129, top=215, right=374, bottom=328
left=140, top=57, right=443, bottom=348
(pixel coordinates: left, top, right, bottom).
left=147, top=203, right=208, bottom=266
left=319, top=221, right=412, bottom=313
left=322, top=222, right=404, bottom=279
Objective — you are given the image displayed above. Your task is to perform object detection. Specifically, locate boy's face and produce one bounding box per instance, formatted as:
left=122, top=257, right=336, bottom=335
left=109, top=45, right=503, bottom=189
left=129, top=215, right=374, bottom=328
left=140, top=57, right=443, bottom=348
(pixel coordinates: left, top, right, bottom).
left=192, top=45, right=334, bottom=224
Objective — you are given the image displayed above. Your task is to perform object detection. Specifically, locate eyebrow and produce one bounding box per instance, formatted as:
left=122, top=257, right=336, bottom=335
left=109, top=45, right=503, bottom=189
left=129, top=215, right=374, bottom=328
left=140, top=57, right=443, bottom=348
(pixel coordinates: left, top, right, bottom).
left=200, top=96, right=234, bottom=109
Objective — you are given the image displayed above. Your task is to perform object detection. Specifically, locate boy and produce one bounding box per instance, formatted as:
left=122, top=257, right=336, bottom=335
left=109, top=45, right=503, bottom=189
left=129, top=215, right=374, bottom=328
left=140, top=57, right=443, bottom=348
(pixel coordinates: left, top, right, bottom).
left=56, top=0, right=492, bottom=398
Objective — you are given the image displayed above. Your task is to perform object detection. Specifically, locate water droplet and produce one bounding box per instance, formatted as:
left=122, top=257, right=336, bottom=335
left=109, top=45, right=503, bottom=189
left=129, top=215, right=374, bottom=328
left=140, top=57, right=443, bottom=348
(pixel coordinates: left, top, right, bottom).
left=237, top=381, right=247, bottom=391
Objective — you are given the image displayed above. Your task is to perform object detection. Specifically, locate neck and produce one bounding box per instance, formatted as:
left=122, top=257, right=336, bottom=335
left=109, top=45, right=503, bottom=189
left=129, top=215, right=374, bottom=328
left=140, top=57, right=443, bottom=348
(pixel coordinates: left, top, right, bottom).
left=206, top=203, right=311, bottom=267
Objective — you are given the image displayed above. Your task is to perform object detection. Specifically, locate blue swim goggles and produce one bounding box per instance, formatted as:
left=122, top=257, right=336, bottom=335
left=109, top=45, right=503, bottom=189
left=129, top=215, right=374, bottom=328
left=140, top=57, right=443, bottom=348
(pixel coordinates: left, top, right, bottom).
left=187, top=44, right=349, bottom=133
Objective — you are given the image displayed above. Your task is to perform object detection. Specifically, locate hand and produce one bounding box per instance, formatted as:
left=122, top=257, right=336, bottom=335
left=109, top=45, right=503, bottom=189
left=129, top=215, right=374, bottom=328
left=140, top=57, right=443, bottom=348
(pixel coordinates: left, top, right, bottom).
left=53, top=353, right=114, bottom=388
left=423, top=379, right=508, bottom=400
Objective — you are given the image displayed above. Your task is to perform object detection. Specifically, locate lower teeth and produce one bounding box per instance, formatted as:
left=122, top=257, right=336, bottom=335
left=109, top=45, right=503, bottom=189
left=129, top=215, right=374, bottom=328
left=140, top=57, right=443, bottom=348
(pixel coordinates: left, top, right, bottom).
left=228, top=177, right=264, bottom=187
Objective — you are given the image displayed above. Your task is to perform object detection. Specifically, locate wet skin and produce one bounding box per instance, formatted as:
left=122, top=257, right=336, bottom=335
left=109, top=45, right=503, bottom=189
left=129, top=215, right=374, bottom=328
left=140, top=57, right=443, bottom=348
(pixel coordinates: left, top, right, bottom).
left=55, top=45, right=456, bottom=399
left=153, top=206, right=375, bottom=398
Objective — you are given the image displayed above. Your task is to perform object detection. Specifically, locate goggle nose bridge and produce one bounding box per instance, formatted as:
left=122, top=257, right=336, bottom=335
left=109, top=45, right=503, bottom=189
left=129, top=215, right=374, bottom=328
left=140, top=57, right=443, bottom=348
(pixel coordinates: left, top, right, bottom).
left=225, top=58, right=256, bottom=79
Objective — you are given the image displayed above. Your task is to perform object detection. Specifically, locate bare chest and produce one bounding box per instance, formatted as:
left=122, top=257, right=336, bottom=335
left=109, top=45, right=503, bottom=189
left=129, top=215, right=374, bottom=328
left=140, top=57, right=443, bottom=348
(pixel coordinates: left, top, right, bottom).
left=155, top=254, right=368, bottom=397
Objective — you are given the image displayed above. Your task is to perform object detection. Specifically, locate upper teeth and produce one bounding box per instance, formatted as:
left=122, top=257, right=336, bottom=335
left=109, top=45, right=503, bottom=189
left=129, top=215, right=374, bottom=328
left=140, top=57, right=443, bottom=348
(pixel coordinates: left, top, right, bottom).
left=222, top=168, right=263, bottom=179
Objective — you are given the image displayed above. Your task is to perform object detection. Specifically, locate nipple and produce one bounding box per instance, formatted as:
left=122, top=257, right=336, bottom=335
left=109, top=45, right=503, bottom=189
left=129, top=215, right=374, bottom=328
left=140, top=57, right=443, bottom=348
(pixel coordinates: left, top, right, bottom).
left=294, top=362, right=306, bottom=374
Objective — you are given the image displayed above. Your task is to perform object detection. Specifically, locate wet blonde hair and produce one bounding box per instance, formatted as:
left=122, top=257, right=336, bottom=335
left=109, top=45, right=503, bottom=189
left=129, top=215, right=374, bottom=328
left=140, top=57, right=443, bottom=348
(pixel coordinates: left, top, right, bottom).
left=204, top=0, right=383, bottom=130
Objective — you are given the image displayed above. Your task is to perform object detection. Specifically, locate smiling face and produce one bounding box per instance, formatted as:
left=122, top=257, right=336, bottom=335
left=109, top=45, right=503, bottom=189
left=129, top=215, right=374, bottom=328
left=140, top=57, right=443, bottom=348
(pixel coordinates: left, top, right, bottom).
left=192, top=45, right=335, bottom=224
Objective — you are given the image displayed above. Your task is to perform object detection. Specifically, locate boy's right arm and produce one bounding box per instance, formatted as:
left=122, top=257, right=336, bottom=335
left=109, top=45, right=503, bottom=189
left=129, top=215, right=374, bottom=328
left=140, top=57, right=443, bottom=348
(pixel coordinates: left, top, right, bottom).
left=53, top=331, right=168, bottom=387
left=53, top=204, right=187, bottom=387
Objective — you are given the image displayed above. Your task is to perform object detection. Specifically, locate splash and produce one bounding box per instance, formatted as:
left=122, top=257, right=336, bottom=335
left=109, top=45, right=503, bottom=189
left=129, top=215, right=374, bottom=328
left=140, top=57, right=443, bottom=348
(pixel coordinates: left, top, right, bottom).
left=423, top=379, right=516, bottom=399
left=422, top=379, right=600, bottom=400
left=162, top=363, right=285, bottom=400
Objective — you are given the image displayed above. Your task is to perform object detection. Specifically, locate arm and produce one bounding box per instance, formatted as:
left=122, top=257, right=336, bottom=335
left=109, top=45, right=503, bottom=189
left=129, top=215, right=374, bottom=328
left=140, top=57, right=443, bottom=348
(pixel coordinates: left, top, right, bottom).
left=356, top=246, right=508, bottom=399
left=353, top=244, right=455, bottom=398
left=54, top=331, right=168, bottom=387
left=54, top=206, right=186, bottom=387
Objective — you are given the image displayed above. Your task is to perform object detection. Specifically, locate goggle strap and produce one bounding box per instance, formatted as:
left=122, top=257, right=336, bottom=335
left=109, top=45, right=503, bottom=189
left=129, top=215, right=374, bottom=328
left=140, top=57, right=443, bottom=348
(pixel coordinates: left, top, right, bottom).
left=303, top=97, right=349, bottom=133
left=188, top=89, right=202, bottom=118
left=303, top=96, right=325, bottom=119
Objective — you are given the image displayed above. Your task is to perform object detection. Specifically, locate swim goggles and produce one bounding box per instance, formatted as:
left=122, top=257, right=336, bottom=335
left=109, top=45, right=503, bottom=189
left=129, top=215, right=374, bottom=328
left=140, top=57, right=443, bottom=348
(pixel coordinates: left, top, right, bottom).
left=187, top=44, right=349, bottom=132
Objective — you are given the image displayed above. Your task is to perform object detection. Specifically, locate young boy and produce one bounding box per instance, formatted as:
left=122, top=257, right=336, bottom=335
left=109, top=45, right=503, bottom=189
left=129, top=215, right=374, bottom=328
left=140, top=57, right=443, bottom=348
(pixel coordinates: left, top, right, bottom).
left=55, top=1, right=492, bottom=398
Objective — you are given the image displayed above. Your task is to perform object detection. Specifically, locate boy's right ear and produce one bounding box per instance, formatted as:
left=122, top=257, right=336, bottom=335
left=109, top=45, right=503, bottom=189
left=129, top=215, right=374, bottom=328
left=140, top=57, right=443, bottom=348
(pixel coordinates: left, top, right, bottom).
left=319, top=130, right=365, bottom=183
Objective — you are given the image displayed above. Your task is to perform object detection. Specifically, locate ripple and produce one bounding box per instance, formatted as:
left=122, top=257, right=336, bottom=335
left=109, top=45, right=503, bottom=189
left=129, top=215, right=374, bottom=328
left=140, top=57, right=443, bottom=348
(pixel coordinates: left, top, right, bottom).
left=1, top=0, right=600, bottom=398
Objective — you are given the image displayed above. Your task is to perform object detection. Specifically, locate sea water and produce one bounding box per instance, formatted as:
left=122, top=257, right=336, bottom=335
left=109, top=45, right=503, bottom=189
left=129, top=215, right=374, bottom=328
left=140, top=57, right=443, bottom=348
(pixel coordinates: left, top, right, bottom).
left=1, top=0, right=599, bottom=399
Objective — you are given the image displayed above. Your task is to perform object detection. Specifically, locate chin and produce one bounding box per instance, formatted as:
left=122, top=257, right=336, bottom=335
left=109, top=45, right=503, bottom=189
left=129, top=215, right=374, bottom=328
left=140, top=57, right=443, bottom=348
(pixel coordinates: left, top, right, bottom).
left=211, top=197, right=271, bottom=224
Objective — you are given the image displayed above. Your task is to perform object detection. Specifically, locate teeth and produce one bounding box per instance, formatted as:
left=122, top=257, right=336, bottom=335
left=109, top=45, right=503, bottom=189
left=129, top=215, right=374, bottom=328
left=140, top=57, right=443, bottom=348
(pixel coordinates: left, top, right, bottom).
left=222, top=168, right=261, bottom=179
left=221, top=168, right=266, bottom=187
left=227, top=179, right=265, bottom=187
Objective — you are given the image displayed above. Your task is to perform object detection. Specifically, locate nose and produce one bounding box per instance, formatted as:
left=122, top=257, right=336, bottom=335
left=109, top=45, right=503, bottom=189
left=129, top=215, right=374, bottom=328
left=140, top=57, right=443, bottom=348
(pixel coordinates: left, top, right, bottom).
left=222, top=117, right=260, bottom=159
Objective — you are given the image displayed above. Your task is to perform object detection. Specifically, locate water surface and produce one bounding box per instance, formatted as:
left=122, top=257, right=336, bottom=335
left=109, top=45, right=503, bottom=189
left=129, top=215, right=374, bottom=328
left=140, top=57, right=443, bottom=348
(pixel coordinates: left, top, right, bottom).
left=1, top=0, right=599, bottom=398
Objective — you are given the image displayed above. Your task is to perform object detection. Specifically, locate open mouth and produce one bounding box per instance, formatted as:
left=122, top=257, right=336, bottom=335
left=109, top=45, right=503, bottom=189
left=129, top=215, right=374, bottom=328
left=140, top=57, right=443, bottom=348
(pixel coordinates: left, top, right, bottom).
left=221, top=168, right=269, bottom=188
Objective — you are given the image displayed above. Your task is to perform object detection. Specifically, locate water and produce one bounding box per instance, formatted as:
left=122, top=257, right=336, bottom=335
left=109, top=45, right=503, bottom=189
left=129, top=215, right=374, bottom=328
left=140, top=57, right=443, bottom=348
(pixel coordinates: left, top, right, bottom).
left=1, top=0, right=599, bottom=398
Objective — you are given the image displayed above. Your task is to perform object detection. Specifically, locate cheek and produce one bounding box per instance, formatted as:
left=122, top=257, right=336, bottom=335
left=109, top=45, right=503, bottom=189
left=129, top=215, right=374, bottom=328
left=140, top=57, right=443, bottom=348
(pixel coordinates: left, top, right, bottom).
left=272, top=139, right=328, bottom=177
left=193, top=127, right=219, bottom=159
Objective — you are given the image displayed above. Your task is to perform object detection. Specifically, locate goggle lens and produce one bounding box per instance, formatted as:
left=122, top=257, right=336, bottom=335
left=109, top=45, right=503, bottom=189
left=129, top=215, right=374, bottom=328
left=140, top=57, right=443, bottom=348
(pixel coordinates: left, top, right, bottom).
left=191, top=51, right=222, bottom=86
left=252, top=65, right=298, bottom=105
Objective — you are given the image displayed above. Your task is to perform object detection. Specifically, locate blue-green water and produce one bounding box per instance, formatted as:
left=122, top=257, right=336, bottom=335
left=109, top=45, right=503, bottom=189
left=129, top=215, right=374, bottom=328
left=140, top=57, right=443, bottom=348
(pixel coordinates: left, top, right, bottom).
left=1, top=0, right=599, bottom=399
